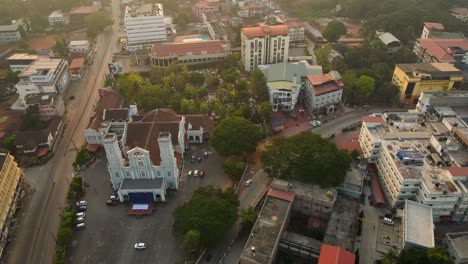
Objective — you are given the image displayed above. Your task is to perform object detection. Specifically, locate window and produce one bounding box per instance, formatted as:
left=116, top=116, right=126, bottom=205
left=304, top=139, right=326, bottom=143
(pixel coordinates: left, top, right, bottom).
left=167, top=171, right=171, bottom=176
left=431, top=197, right=436, bottom=200
left=404, top=184, right=409, bottom=187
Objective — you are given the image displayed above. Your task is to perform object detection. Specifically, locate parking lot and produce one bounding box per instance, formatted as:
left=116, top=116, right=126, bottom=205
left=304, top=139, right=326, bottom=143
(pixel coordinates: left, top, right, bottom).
left=66, top=143, right=231, bottom=264
left=376, top=217, right=401, bottom=255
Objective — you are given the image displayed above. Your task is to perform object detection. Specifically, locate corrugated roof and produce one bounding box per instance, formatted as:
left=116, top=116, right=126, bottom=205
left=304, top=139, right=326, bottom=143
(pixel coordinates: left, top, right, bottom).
left=0, top=19, right=23, bottom=32
left=151, top=40, right=224, bottom=57
left=260, top=62, right=322, bottom=83
left=267, top=187, right=295, bottom=202
left=241, top=25, right=289, bottom=38
left=377, top=32, right=400, bottom=46
left=318, top=244, right=355, bottom=264
left=69, top=58, right=85, bottom=69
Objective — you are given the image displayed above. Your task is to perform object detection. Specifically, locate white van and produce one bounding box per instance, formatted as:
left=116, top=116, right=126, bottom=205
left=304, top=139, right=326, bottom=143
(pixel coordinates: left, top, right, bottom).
left=75, top=223, right=86, bottom=230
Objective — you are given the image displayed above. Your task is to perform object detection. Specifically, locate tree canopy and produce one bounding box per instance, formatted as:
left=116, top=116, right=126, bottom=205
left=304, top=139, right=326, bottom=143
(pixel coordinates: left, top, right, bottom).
left=211, top=117, right=263, bottom=156
left=20, top=106, right=46, bottom=131
left=85, top=11, right=112, bottom=38
left=53, top=36, right=69, bottom=58
left=321, top=21, right=347, bottom=43
left=396, top=247, right=453, bottom=264
left=173, top=185, right=238, bottom=247
left=261, top=132, right=351, bottom=187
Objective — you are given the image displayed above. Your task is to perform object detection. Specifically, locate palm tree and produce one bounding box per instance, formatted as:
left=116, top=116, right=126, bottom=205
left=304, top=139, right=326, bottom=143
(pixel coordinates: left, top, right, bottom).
left=381, top=248, right=398, bottom=264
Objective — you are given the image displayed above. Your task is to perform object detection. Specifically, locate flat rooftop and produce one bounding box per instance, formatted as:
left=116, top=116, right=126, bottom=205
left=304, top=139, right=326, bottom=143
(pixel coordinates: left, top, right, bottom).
left=125, top=3, right=164, bottom=17
left=323, top=198, right=359, bottom=251
left=7, top=53, right=39, bottom=61
left=396, top=63, right=462, bottom=76
left=446, top=232, right=468, bottom=259
left=240, top=188, right=293, bottom=264
left=404, top=200, right=434, bottom=249
left=289, top=180, right=337, bottom=202
left=19, top=57, right=63, bottom=77
left=24, top=93, right=55, bottom=105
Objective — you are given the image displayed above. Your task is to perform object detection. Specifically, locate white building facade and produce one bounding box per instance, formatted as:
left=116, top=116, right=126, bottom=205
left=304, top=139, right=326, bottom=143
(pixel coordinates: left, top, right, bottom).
left=304, top=71, right=343, bottom=113
left=0, top=19, right=23, bottom=44
left=124, top=3, right=167, bottom=51
left=69, top=40, right=90, bottom=53
left=48, top=10, right=70, bottom=25
left=241, top=25, right=290, bottom=72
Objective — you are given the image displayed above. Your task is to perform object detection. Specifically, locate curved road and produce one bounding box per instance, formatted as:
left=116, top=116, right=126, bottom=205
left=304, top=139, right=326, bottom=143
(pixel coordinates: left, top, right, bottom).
left=5, top=1, right=120, bottom=263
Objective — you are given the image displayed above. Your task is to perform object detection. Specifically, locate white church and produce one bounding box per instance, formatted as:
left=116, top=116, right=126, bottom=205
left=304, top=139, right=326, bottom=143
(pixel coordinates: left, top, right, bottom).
left=84, top=91, right=213, bottom=203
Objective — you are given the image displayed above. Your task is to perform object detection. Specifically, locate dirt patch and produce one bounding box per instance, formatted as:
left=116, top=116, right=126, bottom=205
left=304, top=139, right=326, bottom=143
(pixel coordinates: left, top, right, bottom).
left=0, top=110, right=23, bottom=135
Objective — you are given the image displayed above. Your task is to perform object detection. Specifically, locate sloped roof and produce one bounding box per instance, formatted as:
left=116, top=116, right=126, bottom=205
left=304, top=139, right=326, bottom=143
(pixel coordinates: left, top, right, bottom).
left=69, top=58, right=85, bottom=69
left=451, top=7, right=468, bottom=16
left=184, top=115, right=214, bottom=135
left=318, top=244, right=355, bottom=264
left=151, top=40, right=224, bottom=57
left=416, top=38, right=468, bottom=63
left=448, top=166, right=468, bottom=177
left=377, top=32, right=400, bottom=45
left=103, top=109, right=128, bottom=121
left=362, top=116, right=385, bottom=123
left=15, top=116, right=62, bottom=152
left=87, top=91, right=124, bottom=130
left=241, top=25, right=289, bottom=38
left=423, top=22, right=444, bottom=30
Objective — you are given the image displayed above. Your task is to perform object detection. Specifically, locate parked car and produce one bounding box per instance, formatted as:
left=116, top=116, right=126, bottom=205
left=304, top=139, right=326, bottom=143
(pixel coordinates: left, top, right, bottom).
left=110, top=195, right=119, bottom=201
left=75, top=223, right=86, bottom=230
left=194, top=170, right=199, bottom=177
left=197, top=157, right=202, bottom=163
left=199, top=170, right=205, bottom=178
left=106, top=199, right=119, bottom=206
left=76, top=212, right=86, bottom=218
left=76, top=205, right=87, bottom=212
left=203, top=152, right=208, bottom=158
left=245, top=179, right=253, bottom=187
left=188, top=170, right=193, bottom=177
left=134, top=243, right=146, bottom=250
left=76, top=200, right=87, bottom=206
left=309, top=121, right=318, bottom=127
left=383, top=217, right=394, bottom=225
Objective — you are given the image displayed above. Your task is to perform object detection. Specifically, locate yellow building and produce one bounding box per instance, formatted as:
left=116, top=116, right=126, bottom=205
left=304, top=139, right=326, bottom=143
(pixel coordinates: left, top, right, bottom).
left=0, top=149, right=23, bottom=257
left=392, top=63, right=463, bottom=105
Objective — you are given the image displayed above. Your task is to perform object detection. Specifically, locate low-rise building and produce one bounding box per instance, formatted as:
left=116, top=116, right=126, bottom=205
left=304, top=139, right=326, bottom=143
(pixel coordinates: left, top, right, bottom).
left=318, top=245, right=355, bottom=264
left=391, top=63, right=464, bottom=105
left=69, top=40, right=90, bottom=53
left=28, top=35, right=56, bottom=56
left=420, top=22, right=445, bottom=39
left=358, top=111, right=468, bottom=222
left=48, top=10, right=70, bottom=25
left=124, top=3, right=167, bottom=51
left=149, top=40, right=231, bottom=67
left=6, top=53, right=39, bottom=73
left=401, top=200, right=435, bottom=250
left=304, top=71, right=344, bottom=114
left=376, top=31, right=401, bottom=53
left=24, top=93, right=65, bottom=121
left=69, top=58, right=86, bottom=80
left=0, top=150, right=23, bottom=259
left=0, top=19, right=23, bottom=44
left=15, top=56, right=70, bottom=108
left=15, top=116, right=63, bottom=156
left=259, top=61, right=322, bottom=112
left=414, top=91, right=468, bottom=113
left=443, top=232, right=468, bottom=264
left=413, top=38, right=468, bottom=69
left=192, top=0, right=219, bottom=19
left=451, top=8, right=468, bottom=22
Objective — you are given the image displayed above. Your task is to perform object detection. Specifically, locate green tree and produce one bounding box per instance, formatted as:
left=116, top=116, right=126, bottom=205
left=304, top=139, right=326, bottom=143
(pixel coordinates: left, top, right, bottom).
left=1, top=136, right=15, bottom=152
left=350, top=149, right=360, bottom=160
left=188, top=71, right=205, bottom=86
left=355, top=75, right=376, bottom=98
left=211, top=117, right=263, bottom=156
left=381, top=248, right=398, bottom=264
left=239, top=206, right=257, bottom=230
left=57, top=227, right=72, bottom=245
left=174, top=13, right=191, bottom=30
left=182, top=229, right=201, bottom=253
left=261, top=132, right=351, bottom=187
left=85, top=11, right=112, bottom=38
left=427, top=247, right=453, bottom=264
left=250, top=69, right=268, bottom=102
left=224, top=161, right=245, bottom=181
left=315, top=45, right=332, bottom=68
left=20, top=106, right=46, bottom=131
left=321, top=21, right=347, bottom=43
left=6, top=70, right=19, bottom=83
left=258, top=101, right=272, bottom=124
left=73, top=148, right=92, bottom=167
left=173, top=185, right=238, bottom=247
left=221, top=69, right=240, bottom=84
left=52, top=36, right=69, bottom=58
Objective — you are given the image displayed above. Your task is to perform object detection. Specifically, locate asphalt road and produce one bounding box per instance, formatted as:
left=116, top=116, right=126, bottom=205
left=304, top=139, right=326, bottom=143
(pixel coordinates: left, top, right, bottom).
left=4, top=1, right=120, bottom=263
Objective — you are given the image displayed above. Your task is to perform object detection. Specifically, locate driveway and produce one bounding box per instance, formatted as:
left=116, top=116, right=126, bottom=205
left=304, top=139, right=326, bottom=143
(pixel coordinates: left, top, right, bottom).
left=67, top=143, right=232, bottom=264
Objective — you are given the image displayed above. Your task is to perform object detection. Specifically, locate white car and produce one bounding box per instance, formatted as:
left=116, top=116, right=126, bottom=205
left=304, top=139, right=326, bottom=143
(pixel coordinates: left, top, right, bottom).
left=188, top=170, right=193, bottom=177
left=134, top=243, right=146, bottom=249
left=245, top=179, right=253, bottom=187
left=194, top=170, right=199, bottom=177
left=383, top=217, right=394, bottom=225
left=315, top=120, right=322, bottom=126
left=76, top=200, right=87, bottom=206
left=76, top=212, right=86, bottom=218
left=309, top=121, right=318, bottom=127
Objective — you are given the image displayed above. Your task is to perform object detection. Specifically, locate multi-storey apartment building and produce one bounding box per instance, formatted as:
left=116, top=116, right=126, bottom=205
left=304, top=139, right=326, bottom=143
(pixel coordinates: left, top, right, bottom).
left=443, top=232, right=468, bottom=264
left=0, top=150, right=23, bottom=258
left=124, top=3, right=167, bottom=51
left=391, top=63, right=463, bottom=105
left=0, top=19, right=23, bottom=44
left=283, top=18, right=305, bottom=42
left=24, top=93, right=65, bottom=121
left=15, top=56, right=70, bottom=108
left=6, top=53, right=39, bottom=73
left=359, top=111, right=468, bottom=222
left=414, top=91, right=468, bottom=114
left=69, top=40, right=90, bottom=53
left=241, top=25, right=290, bottom=71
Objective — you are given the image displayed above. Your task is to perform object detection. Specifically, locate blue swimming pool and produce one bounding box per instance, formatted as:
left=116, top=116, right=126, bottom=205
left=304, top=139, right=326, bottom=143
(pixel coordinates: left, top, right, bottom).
left=182, top=36, right=211, bottom=42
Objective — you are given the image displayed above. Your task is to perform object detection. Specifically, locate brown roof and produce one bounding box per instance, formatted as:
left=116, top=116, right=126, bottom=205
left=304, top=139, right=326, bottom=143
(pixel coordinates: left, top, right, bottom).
left=423, top=22, right=445, bottom=30
left=416, top=38, right=468, bottom=63
left=69, top=58, right=85, bottom=69
left=141, top=109, right=181, bottom=122
left=451, top=7, right=468, bottom=16
left=362, top=116, right=385, bottom=123
left=184, top=115, right=214, bottom=136
left=284, top=18, right=304, bottom=28
left=15, top=116, right=62, bottom=152
left=307, top=74, right=332, bottom=86
left=69, top=5, right=98, bottom=14
left=307, top=74, right=344, bottom=95
left=88, top=91, right=124, bottom=130
left=448, top=166, right=468, bottom=177
left=151, top=40, right=224, bottom=57
left=241, top=25, right=289, bottom=38
left=103, top=109, right=128, bottom=122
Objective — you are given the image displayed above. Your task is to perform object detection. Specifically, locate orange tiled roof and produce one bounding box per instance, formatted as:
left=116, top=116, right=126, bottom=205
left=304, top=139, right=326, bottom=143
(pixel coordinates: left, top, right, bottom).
left=423, top=22, right=444, bottom=30
left=416, top=38, right=468, bottom=63
left=241, top=25, right=289, bottom=38
left=151, top=40, right=224, bottom=57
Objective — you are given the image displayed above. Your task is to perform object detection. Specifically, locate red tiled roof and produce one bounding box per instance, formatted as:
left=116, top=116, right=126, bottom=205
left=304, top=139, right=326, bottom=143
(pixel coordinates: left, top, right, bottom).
left=69, top=5, right=98, bottom=14
left=184, top=115, right=215, bottom=136
left=307, top=74, right=332, bottom=86
left=416, top=38, right=468, bottom=63
left=69, top=58, right=85, bottom=69
left=87, top=91, right=124, bottom=130
left=152, top=40, right=224, bottom=57
left=318, top=244, right=356, bottom=264
left=362, top=116, right=385, bottom=123
left=284, top=18, right=304, bottom=28
left=371, top=173, right=385, bottom=205
left=241, top=25, right=289, bottom=38
left=37, top=147, right=49, bottom=157
left=448, top=166, right=468, bottom=177
left=86, top=144, right=99, bottom=152
left=423, top=22, right=445, bottom=30
left=267, top=187, right=295, bottom=202
left=451, top=8, right=468, bottom=16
